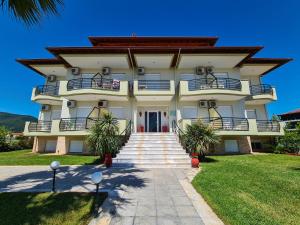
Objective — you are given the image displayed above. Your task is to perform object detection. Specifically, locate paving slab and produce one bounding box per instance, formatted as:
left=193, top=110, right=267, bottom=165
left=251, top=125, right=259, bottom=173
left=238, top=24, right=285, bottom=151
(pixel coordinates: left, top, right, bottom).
left=0, top=166, right=223, bottom=225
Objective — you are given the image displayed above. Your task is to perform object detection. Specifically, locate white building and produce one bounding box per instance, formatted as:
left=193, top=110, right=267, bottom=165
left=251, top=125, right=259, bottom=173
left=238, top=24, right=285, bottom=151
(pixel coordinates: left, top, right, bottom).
left=19, top=36, right=291, bottom=155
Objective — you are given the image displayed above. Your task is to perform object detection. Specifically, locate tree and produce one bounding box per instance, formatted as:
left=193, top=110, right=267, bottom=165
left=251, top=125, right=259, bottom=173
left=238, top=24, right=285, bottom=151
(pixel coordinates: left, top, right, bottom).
left=1, top=0, right=63, bottom=25
left=184, top=120, right=219, bottom=159
left=86, top=113, right=119, bottom=160
left=0, top=126, right=10, bottom=151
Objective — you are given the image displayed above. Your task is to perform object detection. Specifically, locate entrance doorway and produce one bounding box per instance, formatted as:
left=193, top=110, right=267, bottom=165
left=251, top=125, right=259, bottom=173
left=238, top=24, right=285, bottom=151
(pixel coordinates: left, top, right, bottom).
left=148, top=111, right=159, bottom=132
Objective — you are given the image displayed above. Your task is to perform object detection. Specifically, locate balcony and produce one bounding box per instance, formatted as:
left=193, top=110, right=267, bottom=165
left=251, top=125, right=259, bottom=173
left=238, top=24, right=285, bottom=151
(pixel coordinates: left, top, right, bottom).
left=59, top=78, right=129, bottom=101
left=179, top=118, right=283, bottom=136
left=31, top=85, right=62, bottom=105
left=256, top=120, right=283, bottom=135
left=179, top=78, right=250, bottom=101
left=58, top=117, right=127, bottom=135
left=24, top=121, right=52, bottom=135
left=24, top=118, right=127, bottom=136
left=134, top=80, right=175, bottom=101
left=246, top=84, right=277, bottom=105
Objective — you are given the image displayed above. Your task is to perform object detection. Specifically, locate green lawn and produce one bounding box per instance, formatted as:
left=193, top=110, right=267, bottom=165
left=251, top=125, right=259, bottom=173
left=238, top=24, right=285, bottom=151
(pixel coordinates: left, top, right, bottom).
left=0, top=149, right=100, bottom=165
left=0, top=192, right=107, bottom=225
left=192, top=154, right=300, bottom=225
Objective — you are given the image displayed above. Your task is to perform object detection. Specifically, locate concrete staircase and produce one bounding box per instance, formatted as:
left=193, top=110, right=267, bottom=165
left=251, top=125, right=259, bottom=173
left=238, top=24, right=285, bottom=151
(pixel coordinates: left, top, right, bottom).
left=113, top=132, right=191, bottom=168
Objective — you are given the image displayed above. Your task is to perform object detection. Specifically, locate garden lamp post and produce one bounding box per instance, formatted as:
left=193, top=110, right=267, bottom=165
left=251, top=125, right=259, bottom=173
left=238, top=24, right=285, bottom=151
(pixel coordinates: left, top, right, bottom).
left=91, top=171, right=103, bottom=195
left=50, top=161, right=60, bottom=192
left=91, top=171, right=103, bottom=212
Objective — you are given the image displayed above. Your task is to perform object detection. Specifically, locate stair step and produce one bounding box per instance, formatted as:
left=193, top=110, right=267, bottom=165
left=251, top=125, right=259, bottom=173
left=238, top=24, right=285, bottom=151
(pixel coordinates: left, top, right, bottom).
left=118, top=151, right=187, bottom=155
left=122, top=147, right=184, bottom=150
left=127, top=140, right=178, bottom=144
left=113, top=159, right=190, bottom=164
left=112, top=163, right=191, bottom=168
left=116, top=155, right=190, bottom=159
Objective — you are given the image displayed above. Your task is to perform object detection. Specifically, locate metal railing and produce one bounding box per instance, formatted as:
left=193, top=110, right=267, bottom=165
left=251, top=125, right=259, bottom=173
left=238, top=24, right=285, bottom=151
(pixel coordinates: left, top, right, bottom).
left=172, top=120, right=190, bottom=153
left=138, top=80, right=171, bottom=90
left=188, top=78, right=241, bottom=91
left=191, top=117, right=249, bottom=131
left=250, top=84, right=273, bottom=96
left=67, top=78, right=120, bottom=91
left=28, top=121, right=52, bottom=132
left=35, top=85, right=59, bottom=96
left=118, top=120, right=132, bottom=149
left=257, top=120, right=280, bottom=132
left=59, top=117, right=91, bottom=131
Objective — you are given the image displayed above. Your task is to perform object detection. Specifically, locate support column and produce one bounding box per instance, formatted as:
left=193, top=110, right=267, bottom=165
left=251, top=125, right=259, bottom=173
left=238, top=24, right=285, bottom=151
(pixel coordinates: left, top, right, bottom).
left=238, top=136, right=253, bottom=153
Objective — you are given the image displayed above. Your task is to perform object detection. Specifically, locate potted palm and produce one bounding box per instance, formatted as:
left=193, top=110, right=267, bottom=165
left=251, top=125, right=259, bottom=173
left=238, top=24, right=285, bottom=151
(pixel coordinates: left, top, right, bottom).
left=86, top=112, right=119, bottom=167
left=185, top=120, right=219, bottom=167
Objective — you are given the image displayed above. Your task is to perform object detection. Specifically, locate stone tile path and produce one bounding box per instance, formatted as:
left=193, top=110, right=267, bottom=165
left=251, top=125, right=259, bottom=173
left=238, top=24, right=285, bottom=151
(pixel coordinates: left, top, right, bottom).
left=0, top=166, right=223, bottom=225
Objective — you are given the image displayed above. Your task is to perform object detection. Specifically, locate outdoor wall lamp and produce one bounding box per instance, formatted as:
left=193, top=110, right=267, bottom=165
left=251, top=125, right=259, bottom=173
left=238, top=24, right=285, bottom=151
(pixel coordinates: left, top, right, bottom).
left=50, top=161, right=60, bottom=192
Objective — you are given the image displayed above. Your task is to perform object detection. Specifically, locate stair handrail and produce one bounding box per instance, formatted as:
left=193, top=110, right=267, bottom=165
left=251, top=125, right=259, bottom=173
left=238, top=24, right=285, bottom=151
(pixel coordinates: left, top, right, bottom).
left=118, top=120, right=132, bottom=151
left=172, top=120, right=190, bottom=153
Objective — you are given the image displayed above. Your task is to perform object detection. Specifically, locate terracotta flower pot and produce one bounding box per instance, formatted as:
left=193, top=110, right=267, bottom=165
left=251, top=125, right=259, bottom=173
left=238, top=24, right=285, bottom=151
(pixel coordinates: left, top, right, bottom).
left=104, top=153, right=112, bottom=168
left=191, top=153, right=200, bottom=168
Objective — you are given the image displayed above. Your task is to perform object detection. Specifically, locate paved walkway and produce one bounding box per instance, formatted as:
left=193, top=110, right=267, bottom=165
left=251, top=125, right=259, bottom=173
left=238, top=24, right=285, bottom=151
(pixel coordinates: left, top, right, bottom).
left=0, top=166, right=223, bottom=225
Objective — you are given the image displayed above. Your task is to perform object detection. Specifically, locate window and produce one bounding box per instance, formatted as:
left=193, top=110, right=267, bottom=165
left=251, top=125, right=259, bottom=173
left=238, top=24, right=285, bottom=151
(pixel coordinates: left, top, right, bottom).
left=245, top=109, right=257, bottom=119
left=69, top=140, right=83, bottom=153
left=109, top=107, right=125, bottom=119
left=251, top=142, right=262, bottom=150
left=182, top=106, right=197, bottom=119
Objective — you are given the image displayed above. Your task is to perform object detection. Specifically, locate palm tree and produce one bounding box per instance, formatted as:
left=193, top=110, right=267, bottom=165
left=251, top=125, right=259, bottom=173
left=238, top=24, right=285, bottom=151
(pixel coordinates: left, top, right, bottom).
left=185, top=119, right=219, bottom=160
left=86, top=113, right=119, bottom=165
left=1, top=0, right=63, bottom=25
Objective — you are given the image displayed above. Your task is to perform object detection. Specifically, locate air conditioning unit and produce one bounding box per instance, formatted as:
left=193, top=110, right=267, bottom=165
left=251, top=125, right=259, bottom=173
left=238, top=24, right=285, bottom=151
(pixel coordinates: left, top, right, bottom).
left=98, top=100, right=108, bottom=108
left=199, top=100, right=208, bottom=108
left=47, top=75, right=56, bottom=82
left=195, top=66, right=206, bottom=75
left=208, top=100, right=217, bottom=108
left=71, top=67, right=80, bottom=75
left=102, top=67, right=111, bottom=75
left=206, top=66, right=214, bottom=75
left=67, top=100, right=76, bottom=108
left=41, top=104, right=51, bottom=111
left=137, top=67, right=145, bottom=75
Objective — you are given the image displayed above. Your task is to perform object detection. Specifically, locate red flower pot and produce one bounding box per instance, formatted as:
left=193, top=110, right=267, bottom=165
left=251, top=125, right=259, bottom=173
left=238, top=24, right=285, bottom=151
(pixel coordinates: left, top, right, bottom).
left=191, top=157, right=199, bottom=168
left=104, top=153, right=112, bottom=168
left=191, top=153, right=199, bottom=168
left=162, top=125, right=168, bottom=132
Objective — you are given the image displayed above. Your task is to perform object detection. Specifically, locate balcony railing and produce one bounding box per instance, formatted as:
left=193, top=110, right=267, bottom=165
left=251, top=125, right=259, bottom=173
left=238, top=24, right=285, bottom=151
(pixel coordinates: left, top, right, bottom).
left=191, top=117, right=249, bottom=131
left=188, top=78, right=241, bottom=91
left=59, top=117, right=92, bottom=131
left=28, top=121, right=52, bottom=132
left=35, top=85, right=59, bottom=96
left=250, top=84, right=273, bottom=96
left=67, top=78, right=120, bottom=91
left=257, top=120, right=280, bottom=132
left=138, top=80, right=170, bottom=90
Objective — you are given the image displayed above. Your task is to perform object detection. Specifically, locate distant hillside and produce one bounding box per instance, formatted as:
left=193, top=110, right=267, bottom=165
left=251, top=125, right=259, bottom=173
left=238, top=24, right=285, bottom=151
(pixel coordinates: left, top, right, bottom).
left=0, top=112, right=37, bottom=132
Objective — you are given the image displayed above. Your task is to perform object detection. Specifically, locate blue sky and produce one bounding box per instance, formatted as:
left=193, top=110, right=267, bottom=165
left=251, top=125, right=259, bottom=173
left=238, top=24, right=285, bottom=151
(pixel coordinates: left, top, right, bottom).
left=0, top=0, right=299, bottom=117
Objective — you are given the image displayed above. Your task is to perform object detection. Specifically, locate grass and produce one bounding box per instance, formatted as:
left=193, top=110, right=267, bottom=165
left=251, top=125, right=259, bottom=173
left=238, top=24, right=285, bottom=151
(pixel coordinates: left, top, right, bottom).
left=192, top=154, right=300, bottom=225
left=0, top=149, right=100, bottom=165
left=0, top=192, right=107, bottom=225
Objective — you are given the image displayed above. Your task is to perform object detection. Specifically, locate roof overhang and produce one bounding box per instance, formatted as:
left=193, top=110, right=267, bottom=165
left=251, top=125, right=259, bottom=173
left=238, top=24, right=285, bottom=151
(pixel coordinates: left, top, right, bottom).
left=47, top=46, right=262, bottom=69
left=16, top=59, right=68, bottom=77
left=240, top=58, right=292, bottom=76
left=59, top=54, right=131, bottom=69
left=88, top=36, right=218, bottom=47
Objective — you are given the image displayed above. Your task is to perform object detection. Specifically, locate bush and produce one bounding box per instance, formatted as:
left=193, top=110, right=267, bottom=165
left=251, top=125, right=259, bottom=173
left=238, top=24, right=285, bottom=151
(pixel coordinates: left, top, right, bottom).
left=275, top=123, right=300, bottom=154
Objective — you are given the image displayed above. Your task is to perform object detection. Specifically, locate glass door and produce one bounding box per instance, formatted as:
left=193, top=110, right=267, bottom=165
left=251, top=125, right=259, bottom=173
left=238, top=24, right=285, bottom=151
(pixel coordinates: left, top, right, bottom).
left=148, top=111, right=158, bottom=132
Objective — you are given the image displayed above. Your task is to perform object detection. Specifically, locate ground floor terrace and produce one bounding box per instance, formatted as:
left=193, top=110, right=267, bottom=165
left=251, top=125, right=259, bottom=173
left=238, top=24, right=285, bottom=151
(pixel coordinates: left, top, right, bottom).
left=24, top=102, right=283, bottom=154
